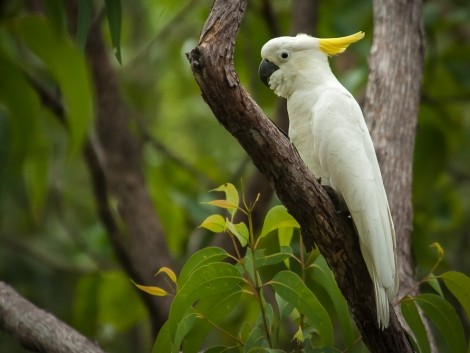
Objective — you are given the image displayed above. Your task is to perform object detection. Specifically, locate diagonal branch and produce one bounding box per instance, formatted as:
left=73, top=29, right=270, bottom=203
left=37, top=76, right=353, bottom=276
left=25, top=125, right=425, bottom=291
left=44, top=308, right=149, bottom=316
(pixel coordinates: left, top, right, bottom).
left=186, top=1, right=413, bottom=352
left=0, top=282, right=107, bottom=353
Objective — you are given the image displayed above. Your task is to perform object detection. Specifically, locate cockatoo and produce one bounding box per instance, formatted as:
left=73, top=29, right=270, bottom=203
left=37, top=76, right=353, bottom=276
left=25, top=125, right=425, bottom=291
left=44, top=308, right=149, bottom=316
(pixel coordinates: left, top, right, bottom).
left=259, top=32, right=398, bottom=329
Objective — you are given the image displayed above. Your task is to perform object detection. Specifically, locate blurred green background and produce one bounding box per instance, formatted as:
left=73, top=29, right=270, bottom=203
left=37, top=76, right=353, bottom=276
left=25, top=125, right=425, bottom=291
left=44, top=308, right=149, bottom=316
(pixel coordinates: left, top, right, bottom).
left=0, top=0, right=469, bottom=352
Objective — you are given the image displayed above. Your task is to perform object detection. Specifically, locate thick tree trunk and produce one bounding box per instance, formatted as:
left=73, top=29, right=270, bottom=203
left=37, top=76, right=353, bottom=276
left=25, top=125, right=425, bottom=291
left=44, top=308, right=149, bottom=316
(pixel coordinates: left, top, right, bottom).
left=0, top=282, right=107, bottom=353
left=364, top=0, right=424, bottom=297
left=363, top=0, right=432, bottom=349
left=187, top=1, right=413, bottom=352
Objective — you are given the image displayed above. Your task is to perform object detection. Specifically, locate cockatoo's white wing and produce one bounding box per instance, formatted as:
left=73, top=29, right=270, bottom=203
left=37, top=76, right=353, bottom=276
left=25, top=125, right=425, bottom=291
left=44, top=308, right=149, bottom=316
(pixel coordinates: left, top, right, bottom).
left=312, top=88, right=398, bottom=328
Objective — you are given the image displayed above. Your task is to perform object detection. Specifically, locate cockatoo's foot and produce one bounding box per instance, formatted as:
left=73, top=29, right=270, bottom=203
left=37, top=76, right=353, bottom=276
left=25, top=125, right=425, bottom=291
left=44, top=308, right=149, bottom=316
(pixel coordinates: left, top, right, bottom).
left=322, top=185, right=349, bottom=214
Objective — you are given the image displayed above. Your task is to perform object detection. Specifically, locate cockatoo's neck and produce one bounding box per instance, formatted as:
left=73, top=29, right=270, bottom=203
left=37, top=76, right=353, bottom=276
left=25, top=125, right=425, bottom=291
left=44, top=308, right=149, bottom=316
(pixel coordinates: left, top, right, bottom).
left=291, top=52, right=340, bottom=94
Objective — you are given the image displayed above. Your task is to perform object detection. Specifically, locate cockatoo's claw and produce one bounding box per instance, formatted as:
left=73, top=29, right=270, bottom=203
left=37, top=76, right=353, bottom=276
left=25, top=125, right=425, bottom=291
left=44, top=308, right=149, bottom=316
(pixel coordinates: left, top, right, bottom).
left=322, top=185, right=348, bottom=214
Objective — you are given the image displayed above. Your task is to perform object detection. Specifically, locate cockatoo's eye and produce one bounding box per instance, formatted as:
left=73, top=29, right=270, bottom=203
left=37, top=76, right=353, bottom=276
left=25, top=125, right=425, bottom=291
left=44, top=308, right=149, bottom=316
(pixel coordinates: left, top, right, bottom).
left=280, top=52, right=289, bottom=59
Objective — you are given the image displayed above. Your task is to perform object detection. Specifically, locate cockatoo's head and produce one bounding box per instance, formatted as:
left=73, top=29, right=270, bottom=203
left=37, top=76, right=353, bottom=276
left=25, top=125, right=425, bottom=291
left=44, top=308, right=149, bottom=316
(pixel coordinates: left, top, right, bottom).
left=259, top=32, right=364, bottom=98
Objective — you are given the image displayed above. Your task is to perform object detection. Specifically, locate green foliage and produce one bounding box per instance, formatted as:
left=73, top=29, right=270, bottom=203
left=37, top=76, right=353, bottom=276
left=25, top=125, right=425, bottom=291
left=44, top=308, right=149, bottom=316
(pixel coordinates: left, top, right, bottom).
left=15, top=16, right=94, bottom=156
left=412, top=0, right=470, bottom=277
left=400, top=245, right=470, bottom=353
left=401, top=299, right=430, bottom=353
left=137, top=183, right=358, bottom=352
left=270, top=271, right=333, bottom=346
left=439, top=271, right=470, bottom=319
left=136, top=183, right=470, bottom=353
left=415, top=294, right=465, bottom=353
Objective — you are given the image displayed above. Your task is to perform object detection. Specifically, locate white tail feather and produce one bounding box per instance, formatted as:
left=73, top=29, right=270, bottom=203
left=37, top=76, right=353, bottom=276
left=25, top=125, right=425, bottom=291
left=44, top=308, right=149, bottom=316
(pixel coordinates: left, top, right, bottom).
left=374, top=276, right=390, bottom=330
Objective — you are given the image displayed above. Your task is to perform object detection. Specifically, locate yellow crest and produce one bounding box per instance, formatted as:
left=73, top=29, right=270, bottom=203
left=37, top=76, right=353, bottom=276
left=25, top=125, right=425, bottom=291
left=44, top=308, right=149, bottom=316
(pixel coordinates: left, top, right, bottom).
left=319, top=31, right=365, bottom=56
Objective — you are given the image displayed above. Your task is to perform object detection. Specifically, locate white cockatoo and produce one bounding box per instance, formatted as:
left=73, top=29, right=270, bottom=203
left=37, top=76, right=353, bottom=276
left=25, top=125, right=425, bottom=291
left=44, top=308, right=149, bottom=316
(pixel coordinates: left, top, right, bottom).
left=259, top=32, right=398, bottom=329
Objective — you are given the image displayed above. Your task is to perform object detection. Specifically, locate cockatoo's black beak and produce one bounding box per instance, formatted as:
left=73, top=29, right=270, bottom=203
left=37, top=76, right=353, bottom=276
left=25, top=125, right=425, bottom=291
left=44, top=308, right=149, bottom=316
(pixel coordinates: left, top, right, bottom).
left=259, top=59, right=279, bottom=87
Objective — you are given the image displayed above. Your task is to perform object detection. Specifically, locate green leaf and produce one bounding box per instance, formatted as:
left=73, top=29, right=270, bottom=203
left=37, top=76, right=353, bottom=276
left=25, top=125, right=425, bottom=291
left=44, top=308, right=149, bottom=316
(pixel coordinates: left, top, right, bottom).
left=104, top=0, right=122, bottom=63
left=211, top=183, right=239, bottom=218
left=255, top=246, right=293, bottom=269
left=153, top=321, right=172, bottom=353
left=244, top=326, right=269, bottom=353
left=270, top=271, right=333, bottom=346
left=247, top=349, right=285, bottom=353
left=261, top=301, right=274, bottom=334
left=199, top=214, right=226, bottom=233
left=260, top=205, right=299, bottom=238
left=294, top=325, right=304, bottom=343
left=207, top=200, right=239, bottom=212
left=155, top=267, right=177, bottom=284
left=16, top=16, right=93, bottom=156
left=183, top=289, right=242, bottom=353
left=439, top=271, right=470, bottom=320
left=278, top=226, right=294, bottom=247
left=305, top=248, right=321, bottom=268
left=275, top=292, right=295, bottom=321
left=416, top=293, right=466, bottom=353
left=241, top=299, right=275, bottom=349
left=76, top=0, right=93, bottom=50
left=278, top=227, right=294, bottom=268
left=169, top=262, right=243, bottom=339
left=426, top=275, right=444, bottom=297
left=226, top=219, right=249, bottom=247
left=177, top=247, right=229, bottom=288
left=243, top=248, right=256, bottom=283
left=401, top=298, right=430, bottom=353
left=235, top=222, right=250, bottom=244
left=173, top=311, right=197, bottom=353
left=132, top=280, right=170, bottom=297
left=311, top=256, right=353, bottom=348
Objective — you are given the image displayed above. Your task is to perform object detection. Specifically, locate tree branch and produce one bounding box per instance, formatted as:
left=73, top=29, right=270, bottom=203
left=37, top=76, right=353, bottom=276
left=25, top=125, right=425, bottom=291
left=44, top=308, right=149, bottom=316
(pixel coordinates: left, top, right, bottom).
left=83, top=16, right=172, bottom=333
left=27, top=63, right=170, bottom=334
left=0, top=282, right=107, bottom=353
left=239, top=0, right=318, bottom=234
left=186, top=1, right=413, bottom=352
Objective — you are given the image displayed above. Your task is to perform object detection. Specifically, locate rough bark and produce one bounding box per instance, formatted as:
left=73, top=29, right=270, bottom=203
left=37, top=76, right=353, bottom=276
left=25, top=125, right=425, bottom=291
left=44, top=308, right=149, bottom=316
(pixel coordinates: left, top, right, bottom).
left=363, top=0, right=430, bottom=349
left=364, top=0, right=424, bottom=298
left=0, top=282, right=107, bottom=353
left=187, top=1, right=413, bottom=352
